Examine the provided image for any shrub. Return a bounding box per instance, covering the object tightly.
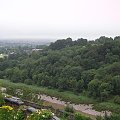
[64,104,74,113]
[113,95,120,104]
[75,113,92,120]
[108,114,120,120]
[96,114,120,120]
[0,93,5,106]
[27,109,53,120]
[96,116,104,120]
[16,110,26,120]
[0,106,15,120]
[63,111,70,119]
[0,105,53,120]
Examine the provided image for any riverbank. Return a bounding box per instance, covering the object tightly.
[40,94,111,117]
[0,79,119,116]
[0,79,95,104]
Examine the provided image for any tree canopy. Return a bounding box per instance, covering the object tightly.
[0,36,120,101]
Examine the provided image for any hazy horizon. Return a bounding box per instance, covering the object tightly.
[0,35,118,42]
[0,0,120,40]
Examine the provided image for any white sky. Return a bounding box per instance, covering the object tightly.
[0,0,120,40]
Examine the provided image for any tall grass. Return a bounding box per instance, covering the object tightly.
[1,79,120,114]
[93,102,120,114]
[0,79,94,104]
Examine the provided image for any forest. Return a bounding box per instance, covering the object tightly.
[0,36,120,103]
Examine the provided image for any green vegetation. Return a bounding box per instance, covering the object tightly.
[0,92,5,106]
[0,79,120,115]
[75,113,92,120]
[27,110,53,120]
[0,79,94,104]
[0,105,53,120]
[93,102,120,114]
[0,88,91,120]
[96,114,120,120]
[64,104,74,113]
[0,36,120,119]
[61,112,92,120]
[113,95,120,104]
[0,37,120,100]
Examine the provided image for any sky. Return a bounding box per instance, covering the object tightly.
[0,0,120,40]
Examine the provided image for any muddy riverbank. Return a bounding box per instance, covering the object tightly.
[40,94,111,117]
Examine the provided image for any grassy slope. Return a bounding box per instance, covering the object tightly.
[0,79,94,104]
[0,79,120,114]
[93,102,120,114]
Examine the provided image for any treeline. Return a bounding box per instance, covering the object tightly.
[0,36,120,102]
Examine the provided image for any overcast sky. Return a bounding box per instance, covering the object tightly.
[0,0,120,40]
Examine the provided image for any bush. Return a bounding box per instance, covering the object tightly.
[113,95,120,104]
[0,93,5,106]
[0,106,15,120]
[75,113,92,120]
[108,114,120,120]
[64,104,74,113]
[63,111,70,119]
[27,109,53,120]
[96,114,120,120]
[0,105,53,120]
[96,116,104,120]
[16,110,26,120]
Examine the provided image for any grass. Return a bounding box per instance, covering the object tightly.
[0,79,120,115]
[0,79,94,104]
[93,102,120,114]
[0,79,97,119]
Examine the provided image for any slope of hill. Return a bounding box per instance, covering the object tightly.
[0,36,120,103]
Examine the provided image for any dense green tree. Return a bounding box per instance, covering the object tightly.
[76,79,84,92]
[99,83,113,101]
[81,69,96,89]
[111,76,120,95]
[0,36,120,100]
[88,79,101,98]
[95,36,113,44]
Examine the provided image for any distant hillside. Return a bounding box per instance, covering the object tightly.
[0,36,120,102]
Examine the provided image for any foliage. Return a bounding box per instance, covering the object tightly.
[0,36,120,101]
[107,114,120,120]
[113,95,120,104]
[75,113,92,120]
[88,79,101,98]
[0,105,15,120]
[27,110,53,120]
[16,110,26,120]
[0,79,95,104]
[96,114,120,120]
[64,104,74,113]
[0,92,5,106]
[0,105,53,120]
[93,102,120,114]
